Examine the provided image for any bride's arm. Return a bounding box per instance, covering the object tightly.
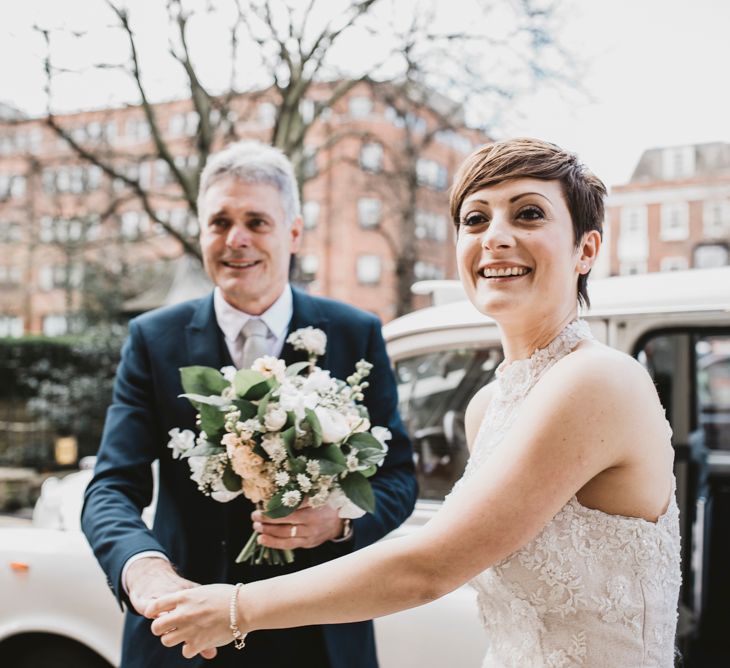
[146,350,666,656]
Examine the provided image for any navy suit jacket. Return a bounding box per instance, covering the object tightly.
[81,289,417,668]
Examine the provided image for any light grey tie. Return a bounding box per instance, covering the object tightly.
[240,318,270,369]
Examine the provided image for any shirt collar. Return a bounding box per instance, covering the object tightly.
[213,285,293,343]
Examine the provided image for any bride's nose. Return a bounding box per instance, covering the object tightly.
[480,216,515,251]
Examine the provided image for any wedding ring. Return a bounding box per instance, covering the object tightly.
[290,524,298,538]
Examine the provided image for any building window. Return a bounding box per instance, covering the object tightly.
[0,265,22,285]
[0,173,26,199]
[416,159,447,190]
[42,314,68,337]
[121,211,148,240]
[299,254,319,281]
[360,142,383,173]
[0,315,23,338]
[258,102,276,127]
[126,117,150,141]
[348,96,372,119]
[661,146,695,180]
[357,198,382,228]
[356,254,382,285]
[660,202,689,241]
[694,244,729,269]
[619,260,647,275]
[415,210,448,241]
[435,129,472,153]
[703,200,730,238]
[0,221,21,242]
[660,256,689,272]
[414,261,445,280]
[618,206,648,261]
[302,201,320,230]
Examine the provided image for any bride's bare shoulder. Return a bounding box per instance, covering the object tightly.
[465,382,497,452]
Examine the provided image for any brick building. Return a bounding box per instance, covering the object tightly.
[0,83,487,335]
[607,142,730,276]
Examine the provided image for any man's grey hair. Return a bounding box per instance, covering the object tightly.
[197,140,301,225]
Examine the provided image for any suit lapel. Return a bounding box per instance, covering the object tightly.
[282,288,331,368]
[185,292,233,368]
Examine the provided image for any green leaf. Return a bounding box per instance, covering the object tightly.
[281,426,296,453]
[180,366,228,396]
[354,446,387,468]
[230,399,257,421]
[360,464,377,478]
[257,392,271,422]
[304,408,323,447]
[315,459,347,476]
[180,441,224,458]
[264,491,297,519]
[178,393,230,407]
[198,403,226,438]
[286,361,310,377]
[340,472,376,514]
[233,369,271,399]
[320,444,347,466]
[347,432,382,449]
[222,465,242,492]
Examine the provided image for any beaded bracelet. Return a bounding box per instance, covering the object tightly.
[229,582,247,650]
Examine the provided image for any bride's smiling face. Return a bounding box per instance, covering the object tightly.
[456,178,588,322]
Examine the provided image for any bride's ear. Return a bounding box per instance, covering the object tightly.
[577,230,601,274]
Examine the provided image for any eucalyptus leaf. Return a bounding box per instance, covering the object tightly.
[234,369,269,398]
[180,441,224,458]
[230,399,258,421]
[304,408,323,447]
[264,491,297,519]
[319,444,347,466]
[340,472,375,513]
[285,361,310,377]
[257,393,271,422]
[222,465,242,492]
[198,403,226,438]
[180,366,228,396]
[347,432,382,449]
[178,393,231,407]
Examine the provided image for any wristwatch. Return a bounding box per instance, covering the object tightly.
[331,518,353,543]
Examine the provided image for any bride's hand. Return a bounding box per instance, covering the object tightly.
[145,584,236,659]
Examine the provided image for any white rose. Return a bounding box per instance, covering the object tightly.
[288,327,327,356]
[302,369,336,394]
[314,407,351,444]
[264,406,288,432]
[252,356,287,382]
[167,428,196,459]
[220,365,237,383]
[328,487,366,519]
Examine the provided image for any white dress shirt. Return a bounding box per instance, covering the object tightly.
[121,286,295,594]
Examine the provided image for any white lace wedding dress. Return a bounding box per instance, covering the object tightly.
[455,320,682,667]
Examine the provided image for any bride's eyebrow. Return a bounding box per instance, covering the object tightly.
[510,192,552,204]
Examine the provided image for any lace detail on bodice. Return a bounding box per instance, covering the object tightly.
[454,320,682,667]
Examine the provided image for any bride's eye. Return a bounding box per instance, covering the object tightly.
[516,206,544,221]
[461,212,489,228]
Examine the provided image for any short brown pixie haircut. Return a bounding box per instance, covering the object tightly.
[449,138,606,307]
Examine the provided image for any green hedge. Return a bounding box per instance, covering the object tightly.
[0,326,126,467]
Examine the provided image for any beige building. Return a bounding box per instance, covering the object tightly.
[606,142,730,276]
[0,85,488,335]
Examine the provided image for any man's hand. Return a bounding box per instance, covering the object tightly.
[127,557,218,660]
[252,503,345,550]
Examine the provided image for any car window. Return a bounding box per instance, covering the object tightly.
[637,330,730,450]
[395,347,503,501]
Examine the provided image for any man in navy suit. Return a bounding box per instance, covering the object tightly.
[81,141,418,668]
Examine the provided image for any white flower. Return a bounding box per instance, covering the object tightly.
[327,487,366,519]
[296,473,312,493]
[188,454,242,502]
[314,406,351,444]
[278,382,318,420]
[287,327,327,356]
[261,433,287,464]
[347,414,370,433]
[282,490,302,507]
[309,487,330,507]
[305,459,321,479]
[302,369,336,394]
[252,356,287,382]
[264,405,288,432]
[167,428,196,459]
[346,453,360,472]
[220,365,237,383]
[275,471,290,487]
[238,418,262,440]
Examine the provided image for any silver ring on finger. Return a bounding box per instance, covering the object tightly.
[290,524,298,538]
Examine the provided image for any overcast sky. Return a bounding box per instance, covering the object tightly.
[1,0,728,189]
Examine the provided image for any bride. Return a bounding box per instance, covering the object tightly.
[145,138,681,667]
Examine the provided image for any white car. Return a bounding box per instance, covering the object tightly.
[2,266,730,667]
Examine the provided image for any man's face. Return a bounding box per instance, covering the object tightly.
[199,177,303,314]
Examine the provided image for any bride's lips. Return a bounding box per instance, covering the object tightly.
[477,263,532,281]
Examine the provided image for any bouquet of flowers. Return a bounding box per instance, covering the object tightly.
[167,327,391,565]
